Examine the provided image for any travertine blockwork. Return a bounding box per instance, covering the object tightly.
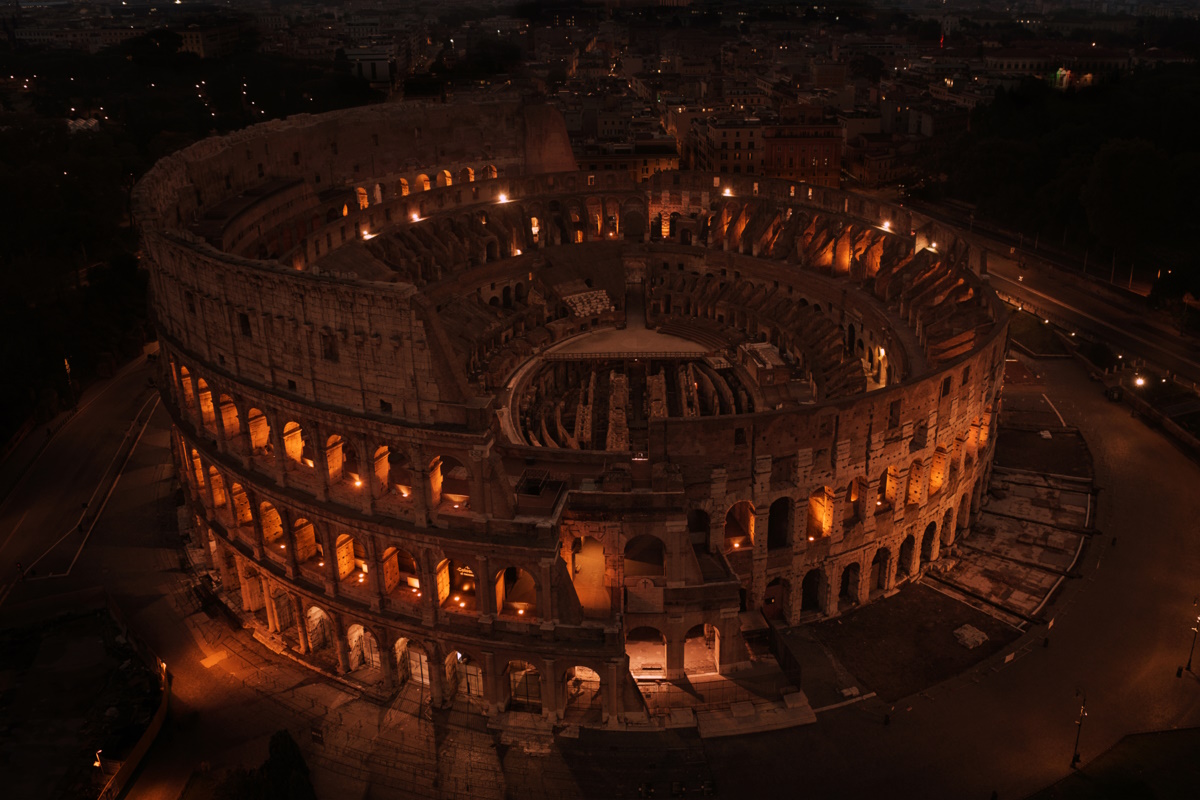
[137,101,1006,726]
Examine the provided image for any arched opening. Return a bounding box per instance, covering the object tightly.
[502,285,513,308]
[920,521,937,565]
[843,477,865,525]
[207,467,228,510]
[569,537,609,618]
[767,498,791,550]
[381,546,420,601]
[929,448,950,496]
[229,482,252,530]
[898,535,915,578]
[870,548,891,596]
[877,466,898,513]
[436,558,477,612]
[397,178,410,196]
[444,650,484,702]
[621,208,646,241]
[293,518,323,572]
[906,459,924,505]
[260,502,285,559]
[724,500,754,551]
[177,366,196,412]
[483,165,497,180]
[684,623,717,674]
[459,167,475,183]
[416,174,431,192]
[435,169,452,188]
[355,186,369,210]
[800,569,823,613]
[246,408,271,455]
[687,509,710,545]
[376,447,414,505]
[188,449,205,491]
[196,379,216,433]
[346,624,381,671]
[506,660,542,713]
[306,606,333,652]
[281,421,313,467]
[494,566,538,618]
[562,665,602,722]
[625,626,667,677]
[806,487,831,541]
[763,577,791,621]
[335,533,368,584]
[623,535,665,578]
[394,637,429,687]
[839,562,861,608]
[218,394,240,440]
[430,454,470,511]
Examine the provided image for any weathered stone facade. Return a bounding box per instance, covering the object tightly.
[136,101,1006,728]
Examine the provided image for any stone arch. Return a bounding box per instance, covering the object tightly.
[494,565,538,618]
[335,532,367,581]
[346,623,381,671]
[293,517,323,568]
[870,548,891,596]
[569,536,609,618]
[397,178,409,196]
[898,534,915,578]
[806,486,832,540]
[436,557,478,612]
[929,447,950,496]
[767,497,791,550]
[724,500,755,550]
[877,466,899,512]
[459,167,475,183]
[393,637,430,686]
[763,576,791,621]
[376,446,414,501]
[505,660,542,713]
[838,562,861,608]
[920,521,937,565]
[246,407,271,454]
[260,501,284,552]
[561,664,603,722]
[801,568,823,613]
[436,169,452,188]
[196,378,216,432]
[381,545,421,600]
[483,164,498,180]
[444,649,485,703]
[355,186,369,210]
[623,534,665,578]
[906,459,924,505]
[684,623,717,673]
[416,174,431,192]
[207,466,228,510]
[621,206,646,242]
[843,477,866,524]
[305,605,334,652]
[218,394,240,440]
[228,481,252,528]
[177,365,196,412]
[281,420,312,466]
[625,626,666,676]
[429,454,471,510]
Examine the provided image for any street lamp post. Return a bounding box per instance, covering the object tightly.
[1070,692,1087,768]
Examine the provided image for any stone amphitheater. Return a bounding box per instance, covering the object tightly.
[134,99,1007,728]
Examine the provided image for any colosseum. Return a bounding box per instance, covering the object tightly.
[134,99,1006,728]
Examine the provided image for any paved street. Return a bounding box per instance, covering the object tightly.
[2,352,1199,799]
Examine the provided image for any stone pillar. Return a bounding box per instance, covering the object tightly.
[366,536,383,611]
[476,555,494,617]
[380,634,398,690]
[856,558,873,604]
[358,435,375,516]
[279,507,299,579]
[483,651,500,714]
[542,657,558,721]
[262,577,277,631]
[331,612,351,674]
[538,558,555,623]
[665,632,685,680]
[215,542,237,591]
[665,519,687,585]
[235,557,253,612]
[320,527,338,596]
[750,508,769,608]
[310,421,330,502]
[426,642,446,708]
[293,595,310,655]
[269,415,288,489]
[604,662,621,724]
[248,490,266,560]
[421,550,439,625]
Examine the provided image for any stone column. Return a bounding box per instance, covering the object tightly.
[357,434,375,516]
[542,657,558,721]
[331,612,351,674]
[248,489,266,560]
[476,555,494,617]
[269,415,288,489]
[380,633,398,691]
[320,527,339,597]
[261,576,277,631]
[293,595,310,654]
[750,508,769,608]
[604,662,621,724]
[310,421,330,502]
[538,558,555,624]
[366,536,384,611]
[483,651,500,715]
[665,632,685,680]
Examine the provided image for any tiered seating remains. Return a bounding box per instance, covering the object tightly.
[562,290,615,318]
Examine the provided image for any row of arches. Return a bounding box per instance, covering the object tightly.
[210,542,613,722]
[170,359,481,524]
[183,438,544,622]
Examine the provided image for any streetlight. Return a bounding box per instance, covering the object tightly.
[1070,691,1087,768]
[1178,615,1200,677]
